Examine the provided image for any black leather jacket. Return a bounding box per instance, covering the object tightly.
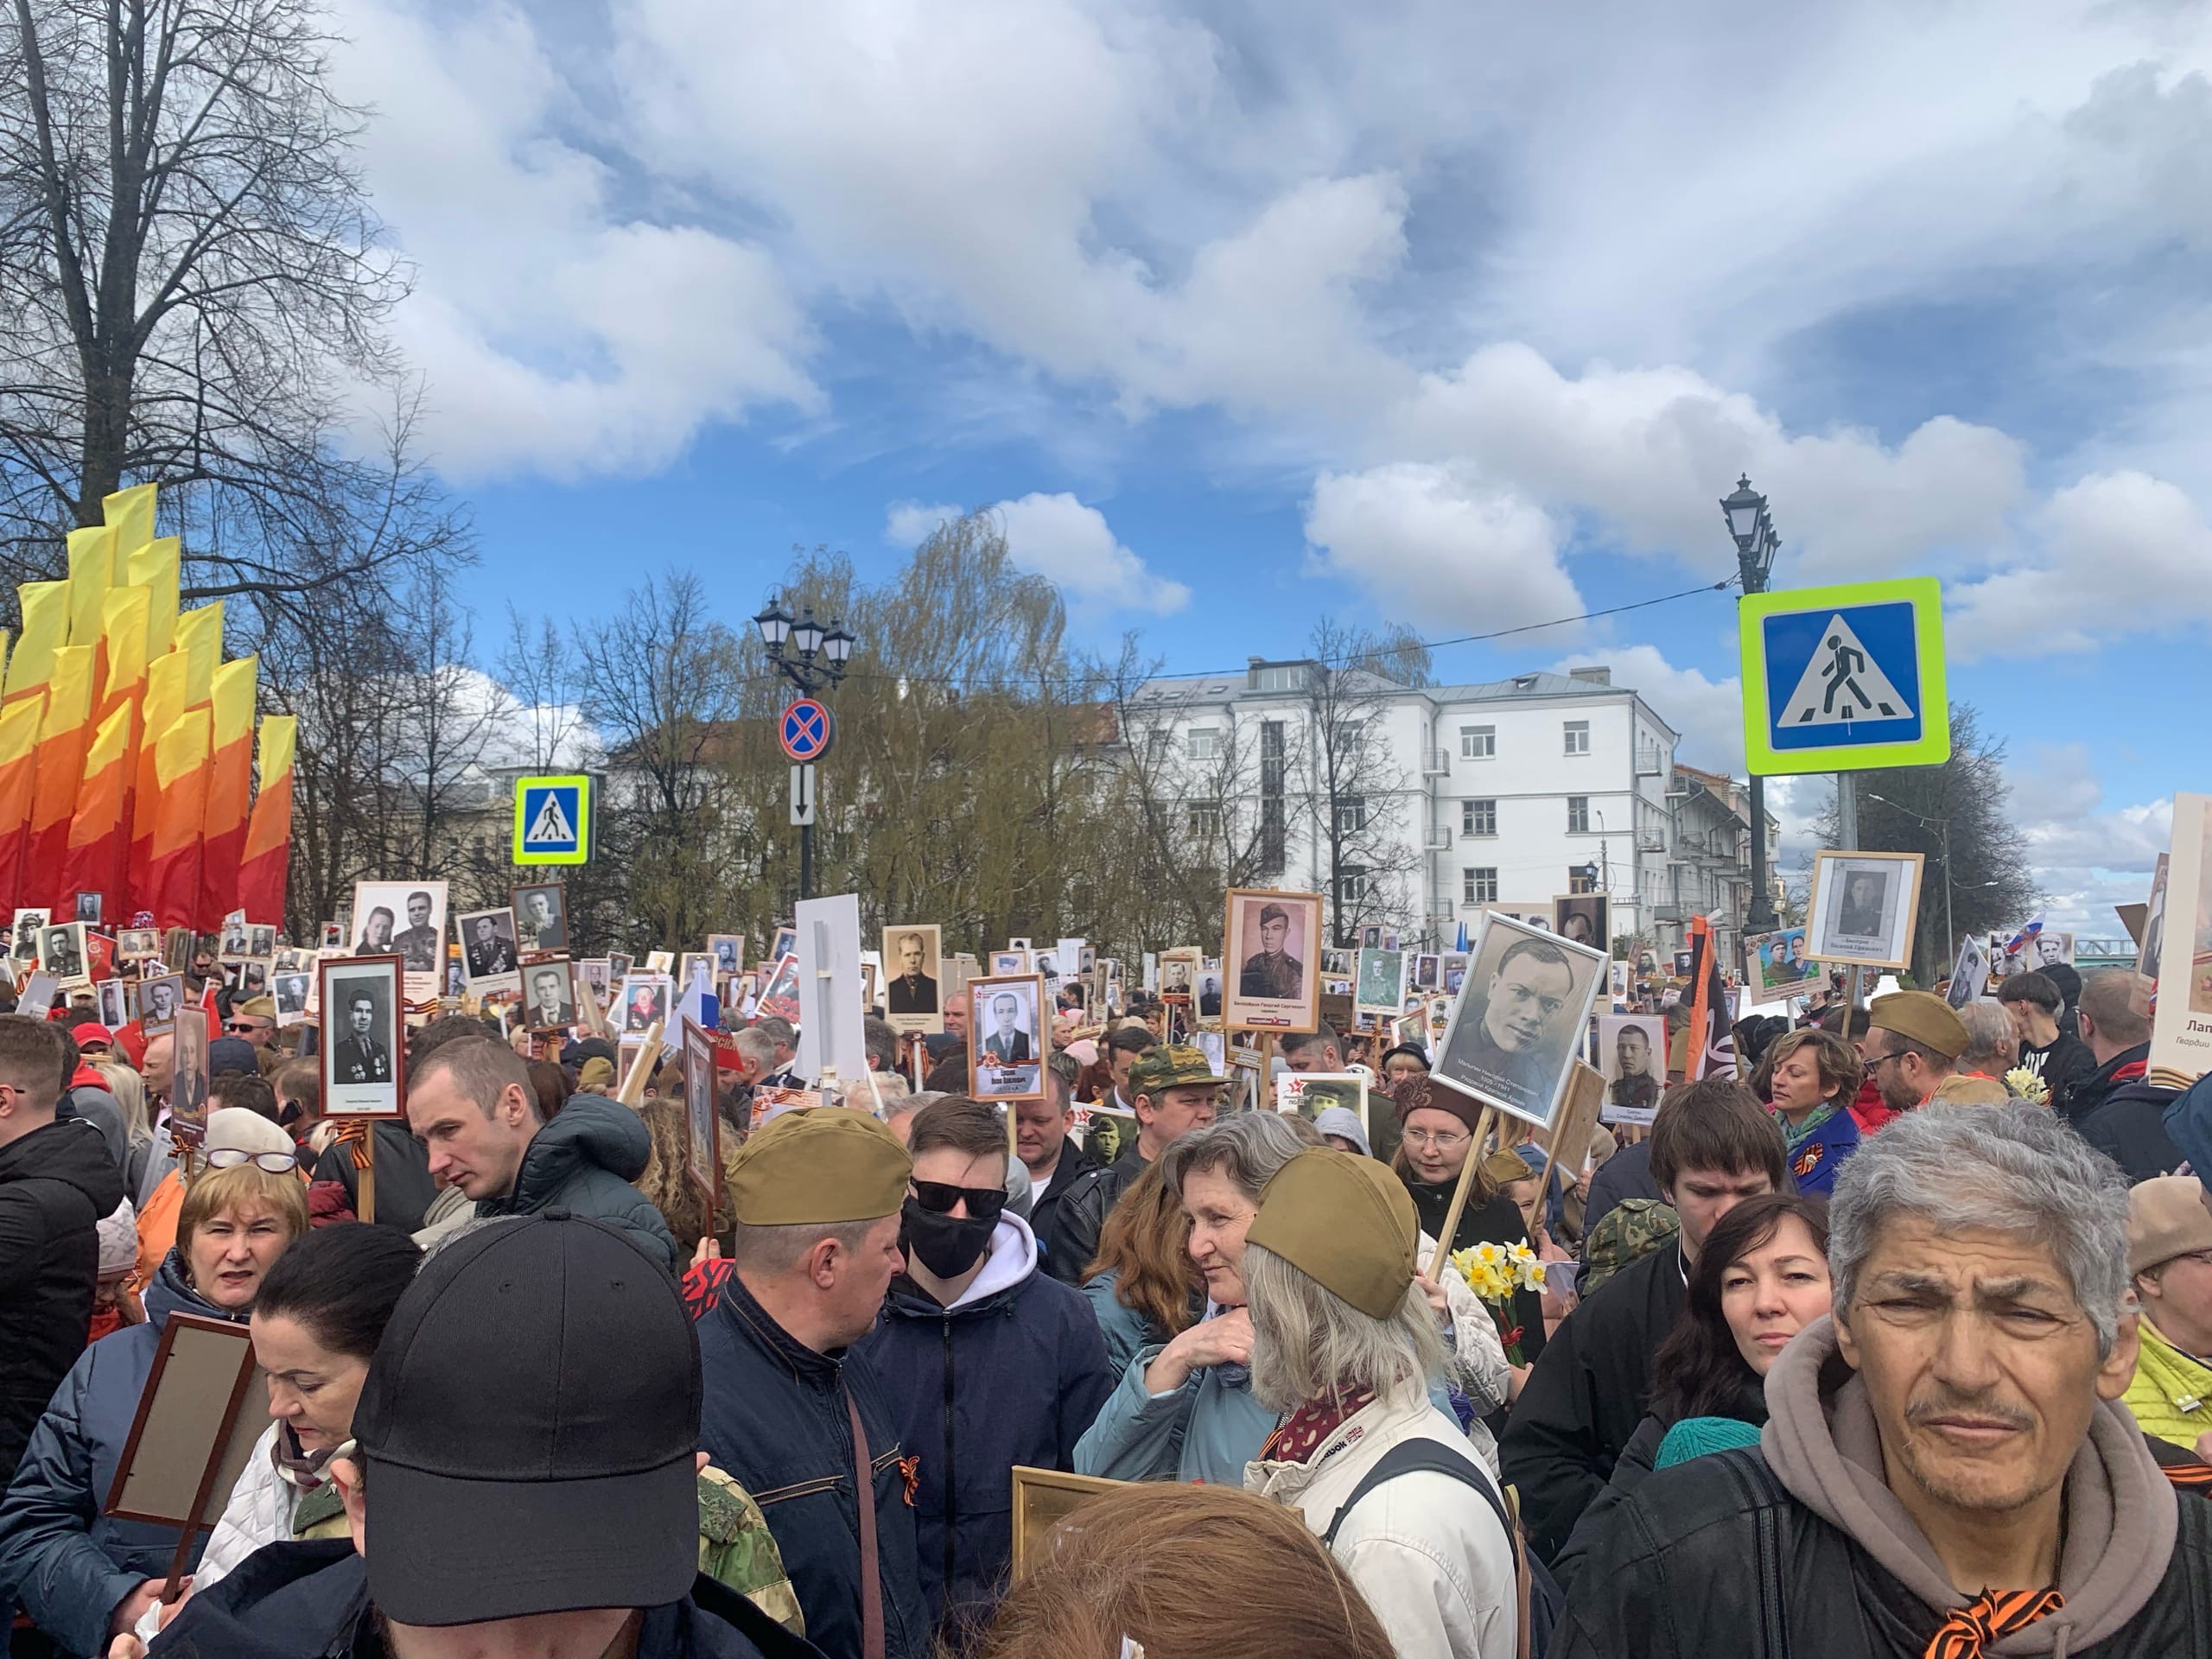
[1039,1145,1145,1287]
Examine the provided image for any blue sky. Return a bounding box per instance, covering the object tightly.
[330,0,2212,933]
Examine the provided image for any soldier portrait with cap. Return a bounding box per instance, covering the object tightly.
[1224,888,1322,1032]
[695,1108,935,1658]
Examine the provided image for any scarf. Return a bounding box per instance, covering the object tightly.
[1776,1099,1840,1154]
[1924,1589,2064,1659]
[1259,1387,1376,1463]
[271,1421,338,1493]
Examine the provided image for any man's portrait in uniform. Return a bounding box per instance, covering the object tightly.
[622,974,671,1034]
[1554,894,1610,953]
[139,975,183,1033]
[320,958,404,1117]
[1437,914,1602,1131]
[10,909,45,962]
[1222,890,1321,1033]
[351,880,449,988]
[709,934,743,976]
[221,921,251,957]
[969,976,1045,1100]
[392,890,439,971]
[1835,872,1889,943]
[273,971,311,1023]
[40,924,84,982]
[1599,1014,1666,1124]
[459,907,522,990]
[513,884,568,951]
[882,925,942,1033]
[1808,852,1922,969]
[75,893,101,925]
[527,963,576,1031]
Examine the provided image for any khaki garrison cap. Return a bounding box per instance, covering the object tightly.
[1868,991,1967,1061]
[727,1108,912,1226]
[1244,1147,1417,1319]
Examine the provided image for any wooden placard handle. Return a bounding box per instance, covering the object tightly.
[618,1021,663,1106]
[1426,1104,1496,1281]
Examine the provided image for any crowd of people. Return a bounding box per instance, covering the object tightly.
[1,931,2209,1659]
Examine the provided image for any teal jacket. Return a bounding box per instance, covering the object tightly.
[1079,1271,1171,1379]
[1074,1338,1279,1485]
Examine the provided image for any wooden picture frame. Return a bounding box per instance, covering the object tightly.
[969,973,1046,1102]
[1009,1465,1126,1581]
[321,955,406,1117]
[881,923,945,1036]
[1434,912,1607,1133]
[105,1313,270,1535]
[682,1017,720,1211]
[1804,850,1926,970]
[1220,889,1323,1034]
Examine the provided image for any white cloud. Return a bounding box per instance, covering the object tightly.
[988,494,1188,613]
[2004,744,2172,937]
[884,502,963,548]
[1302,463,1579,636]
[1547,645,1744,775]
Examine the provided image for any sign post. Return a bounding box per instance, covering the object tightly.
[778,699,835,901]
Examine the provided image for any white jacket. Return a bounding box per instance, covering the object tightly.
[1246,1388,1516,1659]
[133,1422,292,1642]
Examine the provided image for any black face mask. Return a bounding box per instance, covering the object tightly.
[900,1196,995,1281]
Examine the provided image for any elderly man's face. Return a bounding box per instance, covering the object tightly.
[1834,1217,2136,1528]
[1483,954,1573,1052]
[349,997,374,1035]
[1259,916,1288,954]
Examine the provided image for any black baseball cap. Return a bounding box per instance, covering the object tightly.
[351,1213,702,1624]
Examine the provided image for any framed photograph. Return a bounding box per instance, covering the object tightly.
[2150,791,2212,1077]
[10,908,48,962]
[321,957,404,1116]
[247,925,276,959]
[881,925,944,1034]
[577,958,612,1006]
[137,974,185,1033]
[523,958,578,1032]
[1435,912,1608,1132]
[113,927,160,962]
[644,950,674,974]
[708,933,745,977]
[753,953,801,1025]
[37,920,89,985]
[678,951,714,994]
[456,907,523,995]
[1354,948,1406,1017]
[101,1311,270,1532]
[990,949,1029,976]
[350,880,448,1001]
[512,883,568,952]
[1743,926,1821,1006]
[222,959,270,997]
[272,969,312,1028]
[171,1008,212,1146]
[607,950,633,982]
[2013,931,2075,973]
[1157,948,1198,998]
[969,973,1046,1101]
[1595,1014,1666,1126]
[2139,853,2171,983]
[1220,889,1322,1033]
[682,1017,720,1208]
[1410,953,1440,993]
[1945,934,1993,1009]
[620,973,674,1035]
[1274,1071,1369,1141]
[1009,1465,1126,1583]
[1195,961,1224,1020]
[74,892,102,925]
[1554,894,1610,953]
[94,978,127,1029]
[1805,851,1925,970]
[319,921,345,950]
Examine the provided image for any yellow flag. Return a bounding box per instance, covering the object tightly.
[67,525,116,648]
[4,582,69,702]
[175,602,225,709]
[99,588,152,707]
[128,536,181,658]
[101,483,158,578]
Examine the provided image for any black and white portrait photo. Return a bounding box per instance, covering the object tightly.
[10,909,45,962]
[969,975,1045,1100]
[320,957,404,1116]
[1596,1014,1666,1127]
[1946,934,1992,1009]
[1355,948,1406,1016]
[991,949,1029,976]
[352,880,449,992]
[458,906,523,995]
[137,974,184,1034]
[1435,912,1606,1132]
[170,1008,211,1142]
[2022,931,2075,971]
[115,927,160,961]
[621,974,673,1035]
[95,979,128,1031]
[524,960,578,1031]
[512,883,569,952]
[74,892,102,925]
[38,922,86,983]
[882,925,943,1035]
[709,933,744,976]
[1554,895,1611,953]
[578,958,612,1006]
[273,970,312,1026]
[1806,852,1924,970]
[221,920,251,957]
[248,924,277,959]
[1222,888,1323,1033]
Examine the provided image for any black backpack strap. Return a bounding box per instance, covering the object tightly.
[1320,1440,1507,1548]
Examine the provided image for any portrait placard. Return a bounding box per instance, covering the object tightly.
[1157,948,1198,998]
[1804,851,1924,970]
[1743,925,1822,1006]
[170,1008,212,1146]
[1009,1466,1126,1582]
[990,949,1029,976]
[10,907,48,961]
[2139,852,2171,984]
[881,924,944,1035]
[1354,948,1406,1017]
[1554,895,1610,954]
[707,934,745,978]
[456,906,523,995]
[137,973,185,1034]
[2011,931,2075,974]
[645,950,675,974]
[1945,933,1992,1009]
[1274,1071,1369,1141]
[115,927,160,961]
[321,957,404,1117]
[104,1313,270,1535]
[620,973,675,1036]
[1220,891,1321,1033]
[1594,1014,1666,1126]
[522,958,578,1032]
[95,978,128,1030]
[969,974,1046,1101]
[1434,912,1607,1132]
[272,969,312,1028]
[2150,791,2212,1077]
[1194,960,1224,1022]
[36,919,90,985]
[350,880,448,1001]
[753,953,800,1025]
[511,883,569,952]
[578,958,613,1007]
[682,1017,720,1211]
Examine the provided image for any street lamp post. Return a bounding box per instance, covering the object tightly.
[1720,475,1782,933]
[753,594,855,902]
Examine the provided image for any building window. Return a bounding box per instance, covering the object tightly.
[1186,726,1219,760]
[1563,720,1590,756]
[1336,866,1370,908]
[1461,798,1497,837]
[1459,724,1496,760]
[1568,865,1599,895]
[1186,801,1222,842]
[1251,664,1306,692]
[1567,795,1590,834]
[1258,721,1286,874]
[1145,728,1169,763]
[1333,796,1368,836]
[1463,867,1498,904]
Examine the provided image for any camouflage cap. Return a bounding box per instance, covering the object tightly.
[1128,1044,1220,1098]
[1580,1198,1681,1298]
[727,1107,912,1226]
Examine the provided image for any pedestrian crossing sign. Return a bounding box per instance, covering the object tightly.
[1739,577,1948,777]
[512,774,593,865]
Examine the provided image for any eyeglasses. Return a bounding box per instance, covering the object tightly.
[1865,1049,1910,1071]
[1403,1128,1471,1151]
[910,1179,1007,1222]
[204,1147,298,1173]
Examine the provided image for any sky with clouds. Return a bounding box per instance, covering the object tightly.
[327,0,2212,935]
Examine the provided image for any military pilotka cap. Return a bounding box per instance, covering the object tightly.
[1128,1044,1220,1097]
[1245,1147,1418,1319]
[727,1106,912,1224]
[1868,991,1967,1061]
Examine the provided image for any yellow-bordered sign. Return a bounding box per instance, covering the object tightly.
[512,774,592,865]
[1739,577,1948,776]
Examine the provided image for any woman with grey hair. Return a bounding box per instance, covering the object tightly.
[1243,1148,1517,1659]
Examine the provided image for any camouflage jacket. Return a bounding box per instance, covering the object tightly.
[698,1464,805,1634]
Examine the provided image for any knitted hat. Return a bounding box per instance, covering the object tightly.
[96,1199,137,1277]
[1245,1147,1416,1319]
[1654,1415,1764,1470]
[577,1057,615,1091]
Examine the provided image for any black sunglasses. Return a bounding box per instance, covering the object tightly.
[911,1179,1006,1221]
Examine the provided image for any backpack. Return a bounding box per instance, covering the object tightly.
[1320,1440,1564,1659]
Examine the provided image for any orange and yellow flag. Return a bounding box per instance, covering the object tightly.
[25,645,94,911]
[4,582,69,708]
[0,697,45,907]
[197,655,257,929]
[143,709,211,931]
[125,652,189,917]
[236,715,296,931]
[127,537,181,659]
[59,702,134,918]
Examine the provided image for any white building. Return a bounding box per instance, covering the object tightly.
[1126,658,1775,962]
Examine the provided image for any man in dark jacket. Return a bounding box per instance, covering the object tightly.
[699,1109,931,1659]
[1503,1078,1785,1564]
[148,1213,817,1659]
[405,1035,676,1268]
[1046,1045,1220,1287]
[855,1096,1112,1634]
[1017,1053,1096,1275]
[0,1015,123,1486]
[2069,969,2184,1182]
[1550,1103,2212,1659]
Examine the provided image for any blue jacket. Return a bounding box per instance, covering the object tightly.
[476,1093,678,1269]
[1073,1325,1279,1485]
[1780,1106,1859,1198]
[1078,1268,1168,1378]
[2167,1071,2212,1174]
[0,1253,244,1655]
[696,1268,931,1659]
[853,1214,1112,1630]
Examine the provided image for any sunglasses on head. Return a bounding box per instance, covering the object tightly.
[910,1179,1006,1221]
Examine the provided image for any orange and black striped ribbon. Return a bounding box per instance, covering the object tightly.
[2163,1459,2212,1495]
[1923,1588,2064,1659]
